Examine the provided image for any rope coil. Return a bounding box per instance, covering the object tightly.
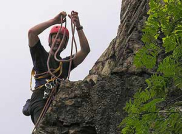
[47,11,78,80]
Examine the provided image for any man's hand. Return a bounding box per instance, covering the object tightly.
[68,11,81,28]
[53,11,67,24]
[68,11,90,67]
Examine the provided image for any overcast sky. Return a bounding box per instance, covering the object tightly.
[0,0,121,133]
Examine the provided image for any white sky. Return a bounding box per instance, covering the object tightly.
[0,0,121,133]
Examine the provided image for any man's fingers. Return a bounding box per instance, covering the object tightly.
[68,12,79,22]
[60,12,67,18]
[72,14,78,18]
[61,11,67,15]
[57,11,78,19]
[72,11,78,14]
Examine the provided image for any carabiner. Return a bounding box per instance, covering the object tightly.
[45,83,53,89]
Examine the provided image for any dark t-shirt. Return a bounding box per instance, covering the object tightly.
[29,40,76,123]
[30,40,75,88]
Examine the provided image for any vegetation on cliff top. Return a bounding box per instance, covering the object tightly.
[120,0,182,133]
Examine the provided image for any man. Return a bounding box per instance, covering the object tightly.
[27,11,90,124]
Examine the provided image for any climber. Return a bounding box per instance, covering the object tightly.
[24,11,90,124]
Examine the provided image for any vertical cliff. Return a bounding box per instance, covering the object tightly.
[34,0,150,134]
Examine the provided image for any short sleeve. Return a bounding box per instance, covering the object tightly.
[61,55,76,79]
[29,40,48,73]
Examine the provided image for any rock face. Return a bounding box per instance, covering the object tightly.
[34,0,150,134]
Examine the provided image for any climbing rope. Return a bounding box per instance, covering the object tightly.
[48,11,78,81]
[30,62,62,92]
[54,12,78,62]
[32,81,59,133]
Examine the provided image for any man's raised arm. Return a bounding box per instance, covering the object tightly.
[28,11,67,47]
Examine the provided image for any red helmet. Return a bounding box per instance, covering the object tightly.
[48,25,69,44]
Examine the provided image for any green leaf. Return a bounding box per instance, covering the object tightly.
[162,35,177,53]
[157,56,176,77]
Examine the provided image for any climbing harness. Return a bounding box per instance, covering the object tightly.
[30,61,63,92]
[31,11,78,133]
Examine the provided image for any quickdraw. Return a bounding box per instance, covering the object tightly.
[31,11,78,133]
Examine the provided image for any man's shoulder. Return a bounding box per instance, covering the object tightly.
[30,40,41,49]
[30,40,47,54]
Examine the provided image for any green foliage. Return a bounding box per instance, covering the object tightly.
[146,75,167,96]
[120,0,182,134]
[157,56,176,77]
[162,35,177,52]
[134,43,160,68]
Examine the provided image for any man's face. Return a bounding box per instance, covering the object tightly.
[49,33,67,53]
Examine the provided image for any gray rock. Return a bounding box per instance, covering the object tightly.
[34,0,150,134]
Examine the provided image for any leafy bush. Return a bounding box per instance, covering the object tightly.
[120,0,182,133]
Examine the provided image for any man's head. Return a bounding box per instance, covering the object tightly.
[49,26,69,52]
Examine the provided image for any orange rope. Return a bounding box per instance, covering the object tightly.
[54,11,78,63]
[32,83,59,133]
[47,11,78,80]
